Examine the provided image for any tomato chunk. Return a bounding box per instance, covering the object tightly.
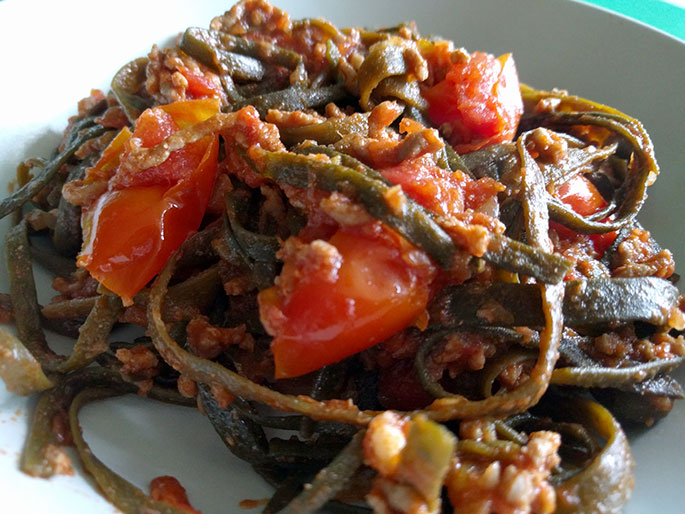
[423,52,523,153]
[150,476,200,514]
[259,225,436,379]
[77,99,220,305]
[550,174,617,255]
[555,174,607,216]
[379,156,504,217]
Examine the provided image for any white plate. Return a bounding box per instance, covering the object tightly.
[0,0,683,512]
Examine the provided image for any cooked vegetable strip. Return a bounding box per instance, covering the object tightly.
[21,367,129,477]
[484,234,572,284]
[56,294,122,373]
[357,38,426,110]
[430,277,681,328]
[5,221,60,367]
[279,113,370,146]
[0,125,106,220]
[520,84,656,170]
[111,57,150,123]
[0,329,53,396]
[69,387,193,514]
[181,28,266,81]
[182,27,305,74]
[53,156,96,256]
[234,84,349,117]
[280,430,365,514]
[551,357,685,389]
[417,135,565,422]
[555,399,634,514]
[41,296,97,320]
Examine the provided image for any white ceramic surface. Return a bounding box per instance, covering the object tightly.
[0,1,683,512]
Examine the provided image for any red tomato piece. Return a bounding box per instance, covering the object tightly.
[77,99,221,305]
[550,174,617,255]
[555,174,607,216]
[178,65,224,99]
[150,476,200,514]
[423,52,523,153]
[79,136,218,305]
[379,157,466,217]
[259,226,436,379]
[590,231,618,255]
[379,156,504,217]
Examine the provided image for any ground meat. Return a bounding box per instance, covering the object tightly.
[272,237,342,299]
[551,230,610,280]
[447,431,560,514]
[583,325,685,367]
[265,108,326,128]
[209,383,235,409]
[116,345,160,384]
[427,331,499,379]
[118,304,148,326]
[533,96,563,114]
[76,89,106,118]
[42,444,74,476]
[145,45,226,106]
[367,101,405,139]
[364,412,437,513]
[222,275,254,296]
[440,213,494,258]
[185,316,254,359]
[24,209,56,231]
[51,268,99,301]
[177,375,198,398]
[525,128,568,165]
[459,419,498,442]
[210,0,363,81]
[611,228,675,278]
[320,191,373,227]
[73,130,116,160]
[222,107,286,188]
[364,411,409,477]
[95,105,129,129]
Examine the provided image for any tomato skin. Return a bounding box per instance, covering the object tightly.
[260,226,436,379]
[77,99,221,305]
[550,174,617,255]
[423,52,523,153]
[555,174,606,216]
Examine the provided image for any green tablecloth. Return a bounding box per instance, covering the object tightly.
[587,0,685,41]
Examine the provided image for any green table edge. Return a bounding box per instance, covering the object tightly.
[584,0,685,42]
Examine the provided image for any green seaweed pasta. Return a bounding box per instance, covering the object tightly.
[1,1,684,513]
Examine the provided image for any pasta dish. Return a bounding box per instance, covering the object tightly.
[1,1,683,512]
